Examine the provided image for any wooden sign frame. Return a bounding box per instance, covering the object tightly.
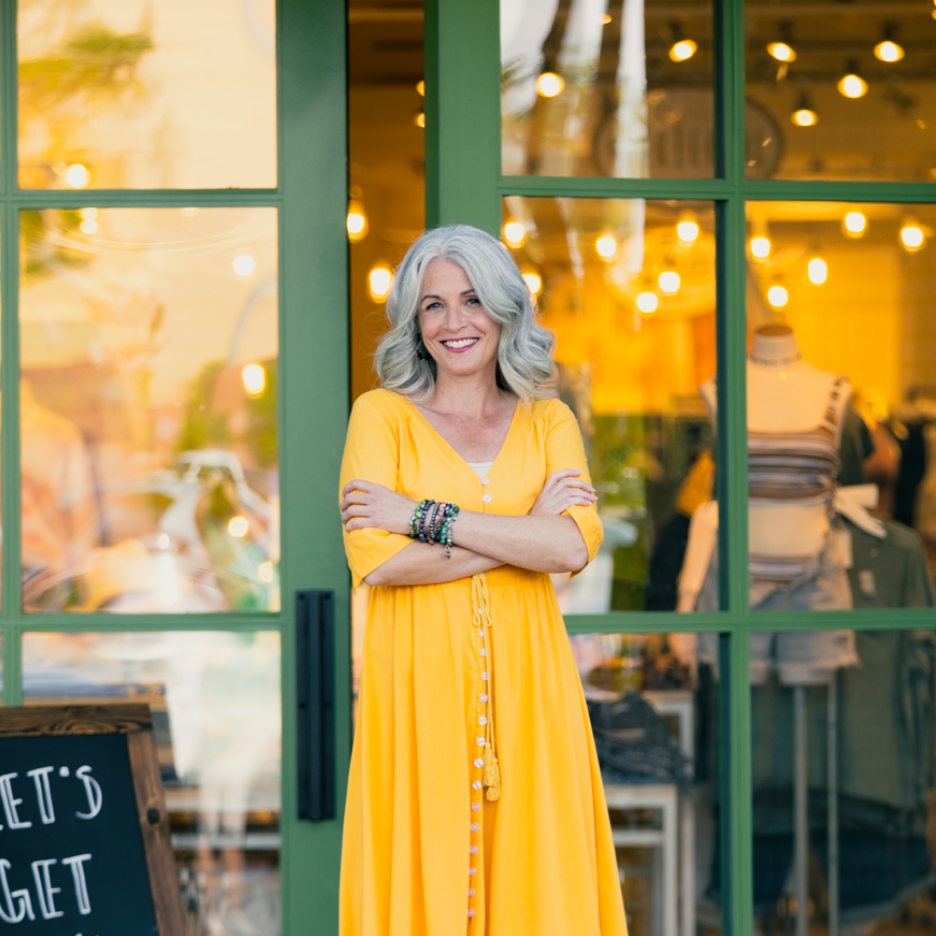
[0,704,185,936]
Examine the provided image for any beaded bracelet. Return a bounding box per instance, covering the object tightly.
[410,499,434,541]
[437,504,460,558]
[428,501,448,545]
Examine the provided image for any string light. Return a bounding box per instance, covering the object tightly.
[228,516,249,538]
[900,222,926,252]
[233,255,256,276]
[636,292,659,314]
[767,285,789,309]
[658,271,681,294]
[791,93,818,127]
[368,263,393,301]
[65,163,90,188]
[596,233,617,260]
[807,257,828,285]
[241,363,266,397]
[413,112,426,128]
[669,39,697,62]
[521,268,542,296]
[347,200,368,243]
[767,42,796,63]
[536,72,564,97]
[677,217,700,244]
[503,221,526,249]
[843,211,867,238]
[837,60,868,99]
[874,40,904,63]
[416,80,425,96]
[602,13,612,25]
[750,236,771,260]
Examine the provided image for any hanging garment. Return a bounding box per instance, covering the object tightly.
[338,390,627,936]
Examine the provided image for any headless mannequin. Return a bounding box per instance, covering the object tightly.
[700,325,851,559]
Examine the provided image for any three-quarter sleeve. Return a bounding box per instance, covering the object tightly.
[544,400,604,567]
[339,392,413,586]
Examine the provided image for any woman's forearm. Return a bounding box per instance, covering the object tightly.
[364,541,503,586]
[452,512,588,574]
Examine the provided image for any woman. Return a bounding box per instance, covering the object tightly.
[339,225,627,935]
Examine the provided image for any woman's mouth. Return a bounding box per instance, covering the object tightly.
[440,337,480,353]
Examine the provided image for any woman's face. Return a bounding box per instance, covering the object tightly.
[418,258,501,385]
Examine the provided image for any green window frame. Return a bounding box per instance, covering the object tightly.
[0,1,351,933]
[425,1,936,932]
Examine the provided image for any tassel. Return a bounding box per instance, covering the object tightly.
[482,745,501,801]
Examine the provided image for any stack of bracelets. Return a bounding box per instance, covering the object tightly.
[409,499,460,558]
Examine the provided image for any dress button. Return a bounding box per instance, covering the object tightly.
[468,908,476,918]
[477,737,485,746]
[473,780,482,790]
[480,477,490,485]
[482,494,492,503]
[481,672,488,680]
[479,715,488,725]
[472,802,481,811]
[480,648,487,657]
[469,867,477,875]
[470,845,478,854]
[468,887,476,897]
[474,758,484,768]
[471,823,479,832]
[480,694,489,702]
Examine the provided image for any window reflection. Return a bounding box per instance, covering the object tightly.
[744,630,936,935]
[20,207,280,613]
[18,0,277,189]
[22,630,282,936]
[505,197,716,611]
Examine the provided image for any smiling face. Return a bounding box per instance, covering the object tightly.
[418,257,502,386]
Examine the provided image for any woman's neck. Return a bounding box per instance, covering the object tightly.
[426,369,512,419]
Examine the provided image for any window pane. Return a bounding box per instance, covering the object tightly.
[20,207,280,613]
[505,197,717,611]
[578,630,722,936]
[22,630,281,936]
[18,0,277,189]
[501,0,715,178]
[749,629,936,933]
[745,2,936,182]
[730,202,936,613]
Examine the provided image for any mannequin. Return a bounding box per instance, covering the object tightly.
[700,324,852,561]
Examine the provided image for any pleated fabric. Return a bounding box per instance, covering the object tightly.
[339,389,628,936]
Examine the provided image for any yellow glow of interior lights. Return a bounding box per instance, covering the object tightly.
[767,285,789,309]
[636,292,659,314]
[80,218,98,235]
[807,257,828,285]
[750,235,771,259]
[368,264,394,301]
[596,234,617,260]
[843,211,867,238]
[536,72,565,98]
[414,112,426,128]
[874,40,904,63]
[258,560,275,584]
[347,201,368,243]
[767,42,796,63]
[677,219,700,244]
[658,271,681,294]
[900,223,926,252]
[416,80,425,96]
[602,13,612,24]
[241,363,266,397]
[791,105,818,127]
[228,516,249,538]
[65,163,90,188]
[233,254,256,276]
[503,221,526,249]
[668,39,697,62]
[838,72,868,99]
[521,268,543,296]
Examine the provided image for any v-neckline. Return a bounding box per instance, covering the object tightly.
[401,394,521,478]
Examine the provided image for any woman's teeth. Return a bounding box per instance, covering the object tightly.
[443,338,478,349]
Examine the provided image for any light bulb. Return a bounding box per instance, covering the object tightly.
[368,264,394,301]
[347,201,368,243]
[228,516,249,538]
[521,268,542,296]
[837,73,868,99]
[807,257,828,285]
[843,211,867,238]
[636,292,659,314]
[658,271,681,294]
[65,163,90,188]
[258,560,275,583]
[536,72,564,98]
[416,79,425,96]
[874,40,904,63]
[669,39,697,62]
[596,234,617,260]
[900,223,925,252]
[767,285,789,309]
[233,254,256,276]
[413,111,426,128]
[503,221,526,249]
[602,13,612,25]
[79,218,98,235]
[767,42,796,63]
[791,106,818,127]
[750,236,771,259]
[677,219,700,244]
[241,363,266,397]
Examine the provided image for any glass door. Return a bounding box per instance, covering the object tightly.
[1,0,349,933]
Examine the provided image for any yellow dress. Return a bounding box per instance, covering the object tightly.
[339,389,628,936]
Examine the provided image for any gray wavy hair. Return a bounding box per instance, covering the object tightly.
[374,224,556,402]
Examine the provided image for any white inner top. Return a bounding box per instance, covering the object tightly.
[467,461,494,478]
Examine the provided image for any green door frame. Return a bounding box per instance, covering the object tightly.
[0,1,350,933]
[424,1,936,934]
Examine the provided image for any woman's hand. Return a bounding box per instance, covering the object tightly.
[529,470,597,516]
[341,480,416,535]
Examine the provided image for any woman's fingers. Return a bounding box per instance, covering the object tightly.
[342,478,379,497]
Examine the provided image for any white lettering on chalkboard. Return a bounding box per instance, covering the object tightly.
[74,767,102,821]
[0,858,35,923]
[0,774,32,829]
[62,854,92,915]
[31,858,64,919]
[27,767,56,825]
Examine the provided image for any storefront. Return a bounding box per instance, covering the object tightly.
[5,0,936,934]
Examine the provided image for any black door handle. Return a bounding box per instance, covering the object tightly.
[296,589,336,821]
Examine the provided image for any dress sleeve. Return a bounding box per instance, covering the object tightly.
[339,393,413,587]
[545,400,604,567]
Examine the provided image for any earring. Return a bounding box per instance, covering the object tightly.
[416,340,430,361]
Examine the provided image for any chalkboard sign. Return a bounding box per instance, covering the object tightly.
[0,705,184,936]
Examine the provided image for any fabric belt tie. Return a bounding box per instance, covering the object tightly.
[472,573,500,801]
